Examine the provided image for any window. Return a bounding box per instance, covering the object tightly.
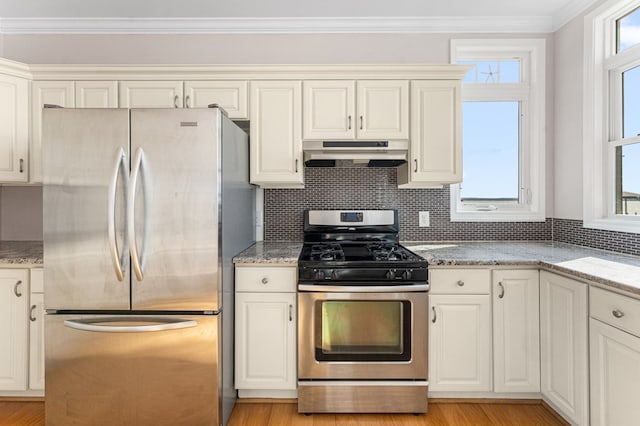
[450,39,546,222]
[584,0,640,232]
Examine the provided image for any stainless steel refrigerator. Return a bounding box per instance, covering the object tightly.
[42,107,254,426]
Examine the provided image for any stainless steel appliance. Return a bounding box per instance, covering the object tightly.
[43,107,254,426]
[297,210,429,414]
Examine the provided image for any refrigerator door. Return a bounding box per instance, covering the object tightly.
[45,313,220,426]
[43,108,131,311]
[129,109,220,311]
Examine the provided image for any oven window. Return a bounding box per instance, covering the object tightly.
[315,300,412,362]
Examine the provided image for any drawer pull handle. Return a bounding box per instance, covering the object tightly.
[456,280,465,287]
[498,282,505,299]
[432,306,437,323]
[612,309,625,319]
[261,277,268,285]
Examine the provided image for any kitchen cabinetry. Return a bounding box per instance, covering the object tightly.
[398,80,462,187]
[28,268,45,391]
[429,269,492,392]
[74,81,118,108]
[0,70,29,183]
[250,81,303,188]
[235,265,297,397]
[590,286,640,426]
[119,80,248,118]
[302,80,409,140]
[0,269,29,391]
[492,270,540,393]
[540,271,588,425]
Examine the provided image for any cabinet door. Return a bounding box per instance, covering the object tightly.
[235,292,296,390]
[31,81,75,184]
[184,81,248,119]
[493,270,540,393]
[75,81,118,108]
[429,294,492,392]
[28,292,44,391]
[540,271,588,425]
[590,318,640,426]
[356,80,409,140]
[0,73,29,182]
[250,81,303,188]
[303,80,355,140]
[118,81,183,108]
[401,80,462,186]
[0,269,29,391]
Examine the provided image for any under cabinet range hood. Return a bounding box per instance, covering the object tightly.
[303,140,409,167]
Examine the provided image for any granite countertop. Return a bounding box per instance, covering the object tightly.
[405,241,640,296]
[0,241,44,265]
[233,241,303,265]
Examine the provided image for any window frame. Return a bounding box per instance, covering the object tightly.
[450,39,546,222]
[584,0,640,233]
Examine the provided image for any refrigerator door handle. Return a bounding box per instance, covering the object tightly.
[108,147,128,282]
[63,317,197,333]
[128,147,145,282]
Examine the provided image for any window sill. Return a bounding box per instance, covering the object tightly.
[583,217,640,234]
[450,209,546,222]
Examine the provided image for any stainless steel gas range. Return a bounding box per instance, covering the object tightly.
[297,210,429,414]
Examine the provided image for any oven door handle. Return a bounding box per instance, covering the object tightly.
[297,284,429,293]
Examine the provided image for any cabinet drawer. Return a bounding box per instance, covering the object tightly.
[236,266,297,292]
[429,269,491,294]
[591,286,640,338]
[30,268,44,293]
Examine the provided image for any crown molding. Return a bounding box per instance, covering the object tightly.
[552,0,601,31]
[0,56,32,78]
[0,16,555,35]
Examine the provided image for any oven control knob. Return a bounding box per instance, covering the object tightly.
[315,269,326,280]
[386,269,396,280]
[330,270,338,280]
[402,270,413,280]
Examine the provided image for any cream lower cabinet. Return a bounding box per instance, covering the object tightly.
[235,265,297,397]
[540,271,588,425]
[429,269,492,392]
[28,268,45,391]
[250,81,303,188]
[0,69,29,183]
[590,286,640,426]
[0,269,29,391]
[398,80,462,187]
[492,270,540,393]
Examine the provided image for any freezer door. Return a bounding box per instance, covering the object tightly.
[43,108,131,310]
[129,109,221,311]
[45,314,220,426]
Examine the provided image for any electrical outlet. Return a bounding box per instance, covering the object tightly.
[419,211,430,227]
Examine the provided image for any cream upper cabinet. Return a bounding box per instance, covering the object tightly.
[540,271,588,426]
[250,80,303,188]
[492,270,540,393]
[75,81,118,108]
[184,81,248,119]
[0,72,29,183]
[399,80,462,187]
[303,80,408,140]
[0,269,29,391]
[31,81,75,183]
[118,81,184,108]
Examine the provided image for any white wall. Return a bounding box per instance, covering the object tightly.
[553,12,587,220]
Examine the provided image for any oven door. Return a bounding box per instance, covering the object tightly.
[298,290,428,380]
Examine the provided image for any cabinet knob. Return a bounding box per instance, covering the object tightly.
[612,309,625,319]
[261,277,269,285]
[456,280,465,287]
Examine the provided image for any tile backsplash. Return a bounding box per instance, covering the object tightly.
[264,168,552,242]
[553,218,640,257]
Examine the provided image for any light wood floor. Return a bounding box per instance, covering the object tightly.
[0,399,567,425]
